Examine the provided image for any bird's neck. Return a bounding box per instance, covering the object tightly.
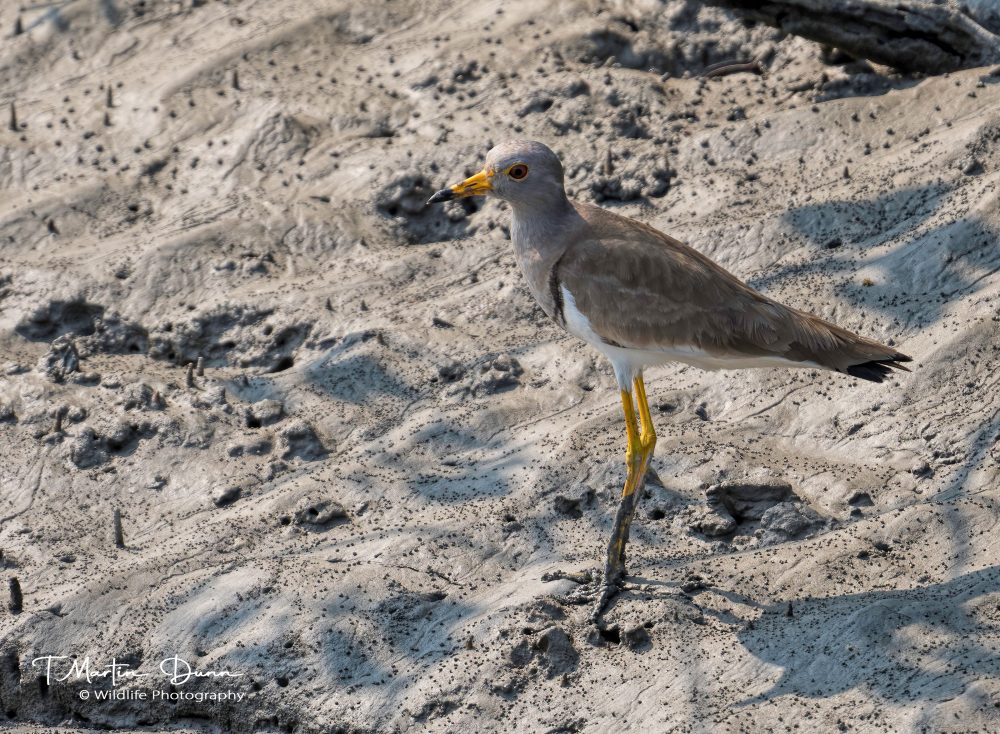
[508,192,583,322]
[509,191,579,246]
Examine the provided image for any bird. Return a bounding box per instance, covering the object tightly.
[427,140,911,620]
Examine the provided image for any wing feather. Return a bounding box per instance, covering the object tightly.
[560,203,910,376]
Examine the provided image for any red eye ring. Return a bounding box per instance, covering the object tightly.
[508,164,529,180]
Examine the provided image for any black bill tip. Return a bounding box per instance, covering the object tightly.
[427,188,455,205]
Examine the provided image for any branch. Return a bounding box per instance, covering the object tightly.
[706,0,1000,73]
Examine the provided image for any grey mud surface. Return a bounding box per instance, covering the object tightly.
[2,1,1000,732]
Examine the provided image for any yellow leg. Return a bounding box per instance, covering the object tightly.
[634,375,657,457]
[614,376,657,557]
[620,388,642,497]
[593,374,659,622]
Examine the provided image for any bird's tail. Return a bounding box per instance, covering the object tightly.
[843,355,912,382]
[786,309,912,384]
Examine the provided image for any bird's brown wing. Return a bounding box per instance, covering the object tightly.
[558,203,911,381]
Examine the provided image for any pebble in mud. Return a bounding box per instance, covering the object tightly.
[552,487,595,519]
[292,497,348,527]
[534,627,579,677]
[66,427,108,468]
[623,624,652,651]
[245,398,284,427]
[758,501,822,544]
[448,353,524,397]
[692,504,738,537]
[277,419,327,460]
[0,403,16,422]
[509,627,580,677]
[212,485,241,507]
[226,435,273,457]
[121,382,165,411]
[37,336,80,382]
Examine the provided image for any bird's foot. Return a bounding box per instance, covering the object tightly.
[543,568,599,606]
[541,568,595,587]
[589,571,624,623]
[543,566,627,623]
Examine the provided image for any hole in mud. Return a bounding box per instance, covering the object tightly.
[269,356,295,373]
[106,428,138,453]
[598,627,621,645]
[275,676,289,688]
[15,299,105,340]
[376,174,477,244]
[848,491,874,507]
[278,515,291,526]
[60,303,99,335]
[247,416,262,429]
[648,507,666,520]
[37,676,48,697]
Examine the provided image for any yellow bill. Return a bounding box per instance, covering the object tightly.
[427,169,493,204]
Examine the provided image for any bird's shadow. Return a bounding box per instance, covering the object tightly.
[21,1,122,34]
[622,559,1000,706]
[748,183,1000,331]
[710,565,1000,706]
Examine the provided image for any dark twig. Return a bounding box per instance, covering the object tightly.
[113,508,124,548]
[704,59,764,78]
[9,577,22,613]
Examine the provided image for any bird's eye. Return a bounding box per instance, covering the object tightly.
[508,164,529,180]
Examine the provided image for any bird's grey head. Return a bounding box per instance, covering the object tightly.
[426,140,567,210]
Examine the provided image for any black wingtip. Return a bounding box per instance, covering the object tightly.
[846,355,912,383]
[427,189,454,205]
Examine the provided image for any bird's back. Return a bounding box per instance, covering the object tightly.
[555,202,910,382]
